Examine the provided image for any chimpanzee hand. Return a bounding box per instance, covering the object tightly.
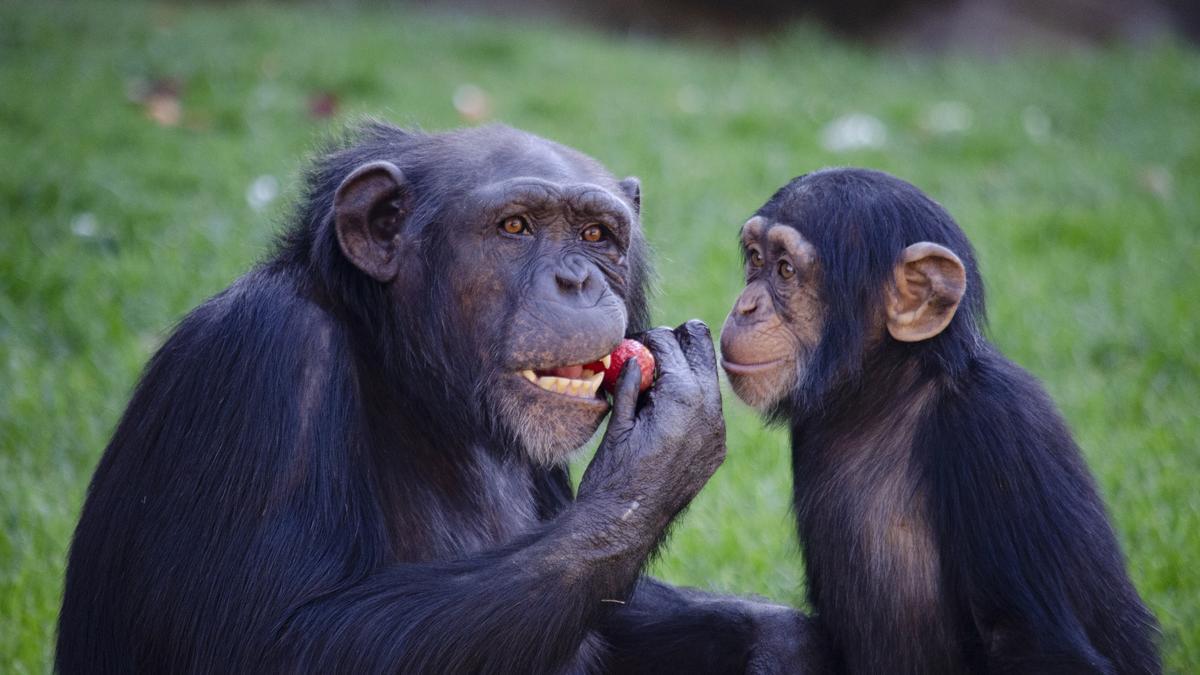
[577,320,726,542]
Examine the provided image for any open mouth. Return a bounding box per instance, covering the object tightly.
[518,354,612,400]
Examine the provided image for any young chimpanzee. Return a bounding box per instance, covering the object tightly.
[57,123,823,674]
[719,168,1159,674]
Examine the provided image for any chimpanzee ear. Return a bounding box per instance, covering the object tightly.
[886,242,966,342]
[333,160,409,283]
[619,176,641,215]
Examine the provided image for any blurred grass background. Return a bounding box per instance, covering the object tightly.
[1,1,1197,672]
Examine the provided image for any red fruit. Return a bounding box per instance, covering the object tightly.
[602,339,654,394]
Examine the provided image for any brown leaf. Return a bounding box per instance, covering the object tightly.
[308,91,338,120]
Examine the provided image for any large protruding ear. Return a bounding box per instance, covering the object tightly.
[333,160,408,283]
[886,242,966,342]
[619,176,641,215]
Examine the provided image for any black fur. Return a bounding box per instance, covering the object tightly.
[56,123,771,674]
[759,169,1159,674]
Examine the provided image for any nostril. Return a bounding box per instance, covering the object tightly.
[737,298,759,316]
[555,259,591,293]
[556,270,586,292]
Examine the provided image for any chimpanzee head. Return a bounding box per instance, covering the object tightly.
[719,168,985,419]
[288,122,649,464]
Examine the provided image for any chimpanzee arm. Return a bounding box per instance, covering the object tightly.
[264,504,651,673]
[597,577,831,674]
[929,363,1158,675]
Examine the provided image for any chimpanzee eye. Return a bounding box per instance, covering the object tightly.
[581,224,607,243]
[749,249,764,267]
[778,260,796,279]
[499,215,531,236]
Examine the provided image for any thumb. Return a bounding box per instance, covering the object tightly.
[607,356,643,433]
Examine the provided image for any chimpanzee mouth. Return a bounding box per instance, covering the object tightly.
[721,357,788,375]
[517,354,612,400]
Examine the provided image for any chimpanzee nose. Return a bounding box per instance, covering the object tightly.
[732,284,771,323]
[555,255,594,295]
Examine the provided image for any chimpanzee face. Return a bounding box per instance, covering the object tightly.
[719,216,824,412]
[457,175,639,464]
[719,175,969,415]
[330,127,644,464]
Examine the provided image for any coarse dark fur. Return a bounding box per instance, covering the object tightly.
[757,169,1160,673]
[57,122,815,674]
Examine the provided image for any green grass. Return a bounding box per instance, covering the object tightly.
[1,1,1197,671]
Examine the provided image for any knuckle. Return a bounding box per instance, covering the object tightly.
[646,326,673,341]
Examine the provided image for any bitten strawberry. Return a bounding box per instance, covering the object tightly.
[602,339,654,394]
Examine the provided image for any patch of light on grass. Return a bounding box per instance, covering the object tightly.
[453,83,491,123]
[1022,105,1051,143]
[820,112,887,152]
[246,175,279,212]
[922,100,973,135]
[70,212,98,238]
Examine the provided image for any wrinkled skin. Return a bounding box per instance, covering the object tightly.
[477,181,637,461]
[334,145,643,465]
[720,216,824,412]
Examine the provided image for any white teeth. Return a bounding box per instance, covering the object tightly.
[601,355,612,369]
[588,371,603,396]
[581,368,595,378]
[525,370,604,399]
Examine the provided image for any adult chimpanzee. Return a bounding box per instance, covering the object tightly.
[57,123,823,674]
[719,168,1160,674]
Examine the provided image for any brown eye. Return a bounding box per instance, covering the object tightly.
[500,215,530,236]
[749,249,764,267]
[778,260,795,279]
[581,224,606,243]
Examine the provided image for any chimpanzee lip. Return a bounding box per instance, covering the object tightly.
[720,357,789,375]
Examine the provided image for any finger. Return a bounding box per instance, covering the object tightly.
[606,355,643,432]
[674,319,717,376]
[639,326,690,380]
[676,320,722,410]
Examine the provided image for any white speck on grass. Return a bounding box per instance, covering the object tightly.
[246,175,279,212]
[70,212,98,238]
[821,113,887,152]
[453,84,491,123]
[1140,165,1173,200]
[922,101,973,135]
[1022,106,1051,143]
